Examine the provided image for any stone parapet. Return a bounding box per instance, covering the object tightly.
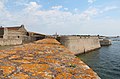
[0,39,22,46]
[0,38,100,79]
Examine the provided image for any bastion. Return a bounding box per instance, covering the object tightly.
[0,38,100,79]
[59,36,101,55]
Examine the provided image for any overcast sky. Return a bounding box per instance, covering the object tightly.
[0,0,120,36]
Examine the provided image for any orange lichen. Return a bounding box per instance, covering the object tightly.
[37,58,46,62]
[4,50,16,55]
[55,67,63,73]
[45,56,54,59]
[0,66,15,76]
[55,72,72,79]
[10,72,29,79]
[20,64,49,76]
[23,57,33,60]
[46,59,60,64]
[35,51,44,54]
[11,60,30,63]
[35,38,60,44]
[0,60,3,62]
[0,54,8,59]
[33,71,53,78]
[27,54,34,56]
[9,55,20,59]
[0,38,100,79]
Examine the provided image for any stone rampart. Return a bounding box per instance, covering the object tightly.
[0,39,22,46]
[0,38,100,78]
[60,36,101,55]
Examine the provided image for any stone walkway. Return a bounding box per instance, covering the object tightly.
[0,38,100,79]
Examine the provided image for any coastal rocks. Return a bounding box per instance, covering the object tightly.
[0,38,100,79]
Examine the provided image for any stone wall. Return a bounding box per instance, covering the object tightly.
[0,39,22,46]
[0,38,100,78]
[0,28,4,36]
[100,39,112,46]
[60,36,101,55]
[3,27,27,39]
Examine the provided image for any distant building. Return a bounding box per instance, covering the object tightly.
[52,32,59,38]
[0,25,27,40]
[0,25,45,45]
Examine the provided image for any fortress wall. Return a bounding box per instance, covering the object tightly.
[60,36,101,55]
[0,39,22,46]
[0,38,100,78]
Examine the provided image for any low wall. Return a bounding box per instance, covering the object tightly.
[60,36,101,55]
[0,39,22,46]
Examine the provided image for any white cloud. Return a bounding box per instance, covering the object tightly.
[0,0,12,20]
[1,1,119,35]
[80,19,120,36]
[74,8,78,11]
[24,2,42,12]
[0,1,99,33]
[0,0,5,10]
[51,5,63,10]
[88,0,96,4]
[85,8,98,15]
[14,0,29,5]
[64,8,68,10]
[0,4,3,10]
[104,6,117,11]
[79,7,98,20]
[100,6,118,13]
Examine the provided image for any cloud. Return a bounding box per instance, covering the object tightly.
[103,6,117,11]
[64,8,68,10]
[24,2,42,12]
[14,0,29,5]
[80,19,120,36]
[88,0,96,4]
[0,1,99,34]
[100,6,118,13]
[0,0,5,10]
[1,1,119,35]
[0,0,12,25]
[0,3,3,10]
[84,8,98,15]
[79,7,98,20]
[104,6,118,11]
[51,5,63,10]
[74,8,78,11]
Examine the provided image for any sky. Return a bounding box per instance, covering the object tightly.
[0,0,120,36]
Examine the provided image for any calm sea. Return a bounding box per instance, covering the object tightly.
[77,41,120,79]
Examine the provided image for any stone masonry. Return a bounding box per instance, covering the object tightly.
[0,38,100,79]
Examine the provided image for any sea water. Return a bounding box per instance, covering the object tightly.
[78,41,120,79]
